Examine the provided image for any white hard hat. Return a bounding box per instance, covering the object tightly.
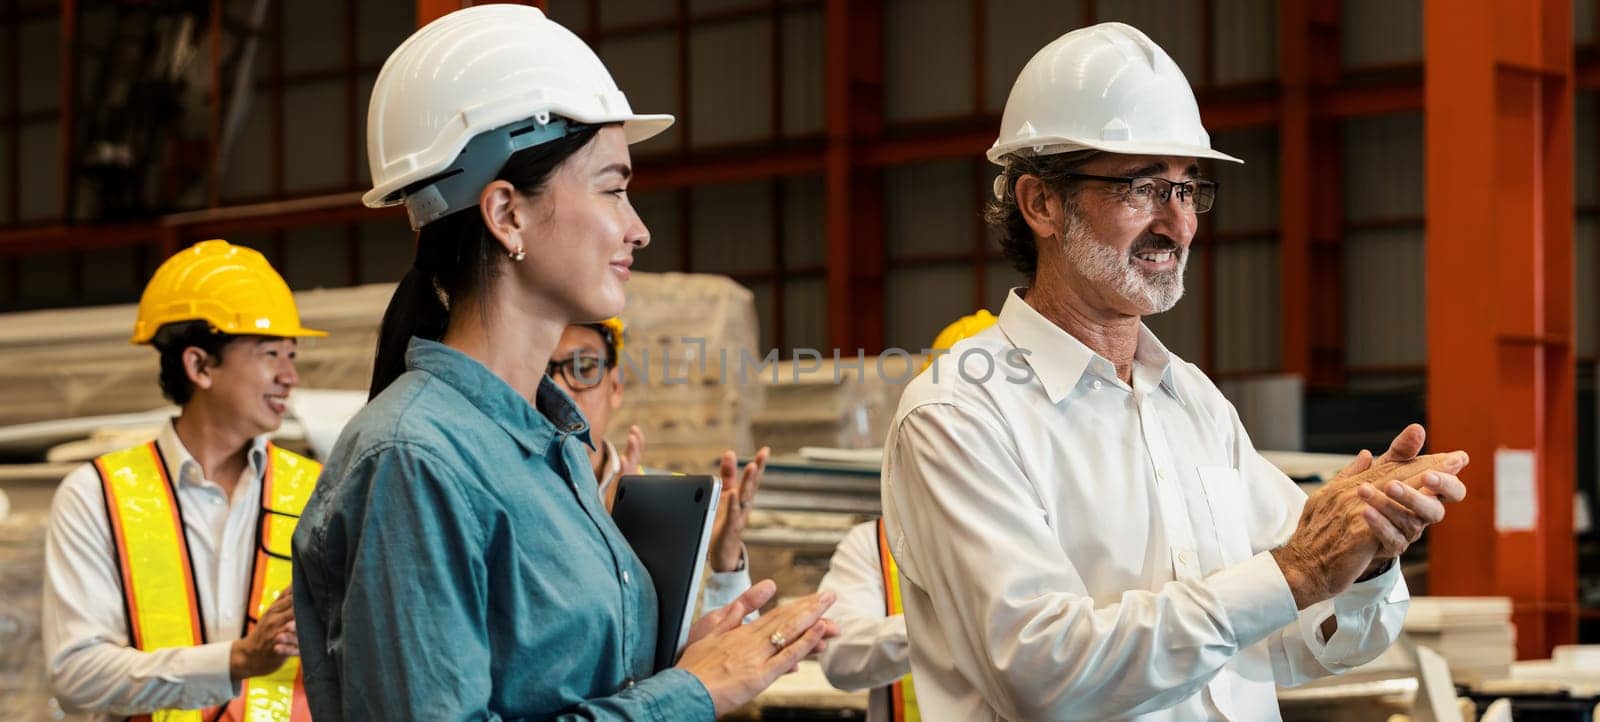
[988,22,1240,166]
[363,4,674,228]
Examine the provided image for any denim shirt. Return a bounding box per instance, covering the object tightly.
[292,338,714,721]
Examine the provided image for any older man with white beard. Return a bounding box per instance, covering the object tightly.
[879,23,1470,722]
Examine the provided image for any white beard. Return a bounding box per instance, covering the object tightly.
[1061,214,1187,315]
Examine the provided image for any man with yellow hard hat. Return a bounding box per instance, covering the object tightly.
[816,311,996,722]
[42,240,324,722]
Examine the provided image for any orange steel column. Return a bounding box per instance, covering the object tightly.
[1425,0,1577,659]
[1278,1,1345,390]
[824,0,885,354]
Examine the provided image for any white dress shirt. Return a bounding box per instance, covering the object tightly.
[880,289,1408,722]
[42,420,267,720]
[817,520,912,722]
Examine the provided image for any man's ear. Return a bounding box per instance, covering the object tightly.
[183,346,215,391]
[1015,174,1065,243]
[607,367,624,410]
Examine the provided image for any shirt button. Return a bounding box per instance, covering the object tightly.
[621,678,636,690]
[1157,469,1168,481]
[1091,380,1103,390]
[1179,550,1196,566]
[621,570,630,585]
[567,422,583,432]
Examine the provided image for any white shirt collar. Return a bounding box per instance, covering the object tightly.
[156,418,269,489]
[997,288,1184,406]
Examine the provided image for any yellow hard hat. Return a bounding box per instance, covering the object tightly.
[131,240,327,345]
[921,309,999,372]
[596,316,625,357]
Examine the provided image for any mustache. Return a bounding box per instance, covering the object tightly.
[1128,235,1183,258]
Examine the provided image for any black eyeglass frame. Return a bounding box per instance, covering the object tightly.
[1061,173,1218,214]
[546,350,612,392]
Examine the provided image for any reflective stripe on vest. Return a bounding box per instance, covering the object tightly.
[877,519,919,722]
[96,443,206,722]
[97,442,320,722]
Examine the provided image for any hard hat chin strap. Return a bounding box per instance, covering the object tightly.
[403,117,587,230]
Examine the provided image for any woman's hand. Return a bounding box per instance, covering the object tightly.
[677,580,838,716]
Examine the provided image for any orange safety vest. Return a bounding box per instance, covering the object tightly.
[95,441,320,722]
[876,519,920,722]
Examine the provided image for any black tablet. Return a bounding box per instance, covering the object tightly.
[610,474,721,671]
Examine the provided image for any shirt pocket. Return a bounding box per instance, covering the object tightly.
[1196,465,1254,566]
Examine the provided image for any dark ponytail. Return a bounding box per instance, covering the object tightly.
[368,123,603,399]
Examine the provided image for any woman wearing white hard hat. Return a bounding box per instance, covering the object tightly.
[291,6,836,720]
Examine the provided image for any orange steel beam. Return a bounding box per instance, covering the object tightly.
[823,0,884,353]
[1312,81,1422,118]
[1425,0,1577,659]
[1279,1,1345,390]
[6,0,19,227]
[207,0,223,208]
[0,195,400,257]
[58,0,74,222]
[0,74,1436,256]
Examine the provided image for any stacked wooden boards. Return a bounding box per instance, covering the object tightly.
[0,273,763,471]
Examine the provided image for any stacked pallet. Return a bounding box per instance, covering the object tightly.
[1402,596,1517,684]
[604,272,764,471]
[751,354,919,455]
[0,283,393,430]
[0,273,761,472]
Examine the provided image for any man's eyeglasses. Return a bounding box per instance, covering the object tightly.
[546,349,611,391]
[1063,174,1217,214]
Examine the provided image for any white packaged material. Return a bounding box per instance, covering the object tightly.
[0,511,51,721]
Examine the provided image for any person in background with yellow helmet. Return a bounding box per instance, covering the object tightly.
[917,310,998,375]
[41,239,325,722]
[547,318,642,505]
[816,311,996,722]
[546,317,769,611]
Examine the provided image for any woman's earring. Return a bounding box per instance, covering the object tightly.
[509,246,526,262]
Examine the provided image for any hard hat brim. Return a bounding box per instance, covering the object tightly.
[364,112,678,209]
[130,325,329,345]
[621,115,675,145]
[987,138,1244,166]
